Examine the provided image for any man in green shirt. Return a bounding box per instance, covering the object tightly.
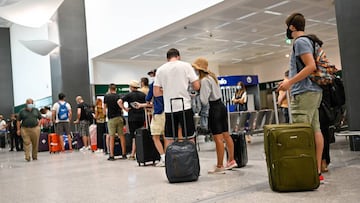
[17,98,42,162]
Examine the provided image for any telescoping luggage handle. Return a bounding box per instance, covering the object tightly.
[170,97,188,140]
[272,88,293,124]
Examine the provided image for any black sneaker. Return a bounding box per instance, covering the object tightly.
[107,156,115,161]
[120,155,127,159]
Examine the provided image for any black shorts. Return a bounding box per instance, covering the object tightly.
[165,109,195,139]
[208,99,228,135]
[128,121,145,139]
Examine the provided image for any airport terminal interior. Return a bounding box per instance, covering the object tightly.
[1,0,360,202]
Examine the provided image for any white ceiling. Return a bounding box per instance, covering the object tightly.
[0,0,337,66]
[95,0,338,65]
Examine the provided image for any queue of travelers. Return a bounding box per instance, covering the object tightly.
[3,12,344,184]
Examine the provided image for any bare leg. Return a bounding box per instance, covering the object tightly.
[68,135,73,150]
[223,132,235,162]
[119,134,126,155]
[315,131,324,174]
[213,134,225,167]
[153,135,164,155]
[109,136,114,157]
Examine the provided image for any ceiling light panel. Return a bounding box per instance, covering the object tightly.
[238,12,279,24]
[243,0,286,9]
[266,1,305,14]
[211,7,255,21]
[187,18,227,30]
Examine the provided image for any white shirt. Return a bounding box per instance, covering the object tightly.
[154,60,198,113]
[0,120,6,131]
[52,101,71,123]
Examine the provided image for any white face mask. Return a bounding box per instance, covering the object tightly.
[236,86,242,90]
[27,104,34,109]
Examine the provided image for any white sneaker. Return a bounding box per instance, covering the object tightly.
[79,146,86,151]
[155,161,165,167]
[208,166,226,174]
[86,146,91,150]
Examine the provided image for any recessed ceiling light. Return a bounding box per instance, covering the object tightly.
[157,44,169,49]
[130,55,141,60]
[264,1,289,10]
[285,54,290,58]
[252,38,268,43]
[174,38,187,44]
[264,10,282,16]
[143,50,154,54]
[236,12,257,20]
[214,22,231,29]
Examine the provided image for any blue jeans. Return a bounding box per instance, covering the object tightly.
[199,103,209,130]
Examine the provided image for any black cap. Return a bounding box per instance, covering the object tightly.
[147,69,156,76]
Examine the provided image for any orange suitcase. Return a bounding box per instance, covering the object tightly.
[48,133,61,153]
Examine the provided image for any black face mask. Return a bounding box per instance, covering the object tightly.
[286,27,293,39]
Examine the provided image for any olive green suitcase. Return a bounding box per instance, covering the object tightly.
[263,91,320,192]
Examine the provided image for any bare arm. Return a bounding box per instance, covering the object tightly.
[192,80,200,91]
[117,99,129,112]
[52,110,56,123]
[16,120,21,135]
[74,108,81,123]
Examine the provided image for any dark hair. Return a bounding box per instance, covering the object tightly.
[166,48,180,59]
[141,77,149,86]
[58,93,66,100]
[109,83,117,91]
[286,13,305,31]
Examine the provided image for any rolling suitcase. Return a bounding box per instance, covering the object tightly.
[165,97,200,183]
[38,132,49,152]
[71,132,84,150]
[135,109,160,166]
[48,133,61,153]
[230,132,248,167]
[263,90,320,192]
[227,105,248,168]
[89,124,97,151]
[114,136,122,157]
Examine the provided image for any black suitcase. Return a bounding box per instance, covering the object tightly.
[0,133,6,148]
[135,128,160,166]
[114,136,122,157]
[349,135,360,151]
[38,132,49,152]
[165,97,200,183]
[71,132,83,150]
[230,132,248,167]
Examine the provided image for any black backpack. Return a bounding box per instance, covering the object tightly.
[83,104,94,122]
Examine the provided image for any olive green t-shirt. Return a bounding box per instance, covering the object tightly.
[18,108,42,128]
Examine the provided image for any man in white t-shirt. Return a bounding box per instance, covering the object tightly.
[52,93,73,151]
[154,48,200,149]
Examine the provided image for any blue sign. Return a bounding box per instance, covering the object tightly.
[217,75,258,87]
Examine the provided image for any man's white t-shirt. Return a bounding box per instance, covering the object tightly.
[52,101,71,123]
[154,60,198,113]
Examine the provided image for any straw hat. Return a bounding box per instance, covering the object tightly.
[129,80,140,88]
[192,57,209,73]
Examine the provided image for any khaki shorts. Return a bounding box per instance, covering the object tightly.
[291,91,322,132]
[150,113,165,135]
[107,116,124,136]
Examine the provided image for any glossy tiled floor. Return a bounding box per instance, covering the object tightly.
[0,135,359,203]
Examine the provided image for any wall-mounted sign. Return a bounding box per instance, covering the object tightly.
[217,75,258,87]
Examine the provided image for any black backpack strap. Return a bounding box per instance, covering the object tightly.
[292,35,316,73]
